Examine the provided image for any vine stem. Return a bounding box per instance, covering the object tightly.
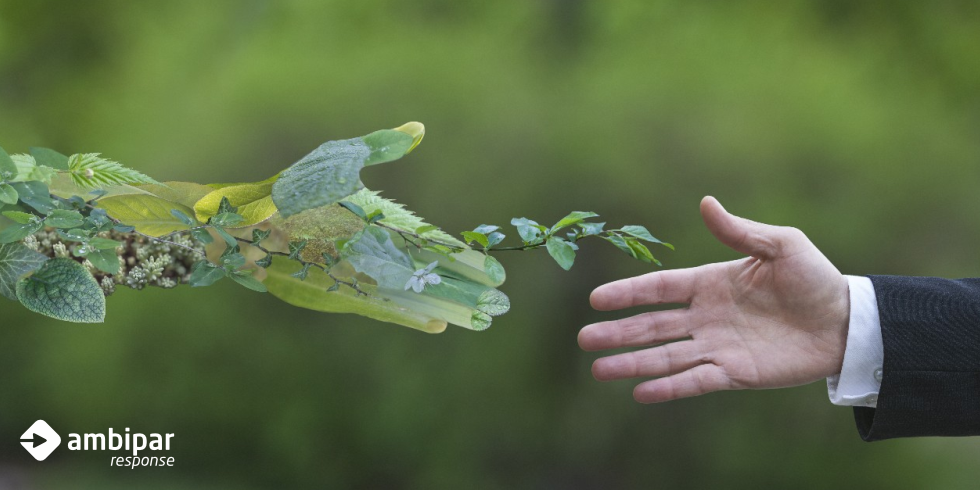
[78,198,206,257]
[234,236,370,297]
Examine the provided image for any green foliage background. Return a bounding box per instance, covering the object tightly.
[1,1,979,488]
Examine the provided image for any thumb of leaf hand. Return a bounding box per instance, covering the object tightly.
[700,196,788,260]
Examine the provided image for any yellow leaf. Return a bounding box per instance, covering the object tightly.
[96,194,197,237]
[194,175,279,227]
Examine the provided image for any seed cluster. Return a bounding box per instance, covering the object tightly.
[22,229,206,296]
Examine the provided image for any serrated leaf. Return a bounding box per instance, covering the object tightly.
[193,175,278,227]
[68,153,159,189]
[344,189,465,247]
[15,258,105,323]
[10,154,56,183]
[0,183,18,205]
[546,237,576,270]
[95,194,197,236]
[0,242,48,300]
[271,125,420,218]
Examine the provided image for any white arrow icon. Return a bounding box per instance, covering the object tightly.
[20,420,61,461]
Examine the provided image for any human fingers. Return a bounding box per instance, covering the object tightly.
[590,268,698,311]
[578,309,691,352]
[632,363,731,403]
[591,341,705,381]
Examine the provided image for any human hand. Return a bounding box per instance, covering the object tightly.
[579,197,850,403]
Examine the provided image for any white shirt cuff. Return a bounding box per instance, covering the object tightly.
[827,275,883,408]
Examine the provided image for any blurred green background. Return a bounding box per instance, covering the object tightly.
[2,1,979,488]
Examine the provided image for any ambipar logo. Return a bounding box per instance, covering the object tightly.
[20,419,176,468]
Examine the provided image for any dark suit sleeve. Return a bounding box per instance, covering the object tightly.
[853,275,980,441]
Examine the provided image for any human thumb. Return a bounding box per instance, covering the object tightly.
[700,196,792,260]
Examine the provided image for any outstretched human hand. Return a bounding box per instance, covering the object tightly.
[579,197,850,403]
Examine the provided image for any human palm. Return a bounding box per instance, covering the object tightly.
[579,197,850,403]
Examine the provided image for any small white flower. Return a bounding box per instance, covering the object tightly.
[405,261,442,293]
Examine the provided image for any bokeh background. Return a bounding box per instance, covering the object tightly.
[1,1,979,488]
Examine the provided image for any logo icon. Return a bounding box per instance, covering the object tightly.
[21,420,61,461]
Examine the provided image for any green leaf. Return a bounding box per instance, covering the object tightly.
[472,224,499,235]
[486,232,505,248]
[546,237,576,270]
[271,125,421,218]
[85,248,121,274]
[29,147,70,170]
[0,183,18,205]
[617,225,665,245]
[193,175,278,227]
[603,234,637,259]
[338,201,368,221]
[68,153,159,189]
[137,181,213,208]
[251,228,271,245]
[95,194,197,237]
[0,242,48,300]
[343,227,414,289]
[551,211,599,234]
[15,258,105,323]
[211,224,238,247]
[626,237,660,266]
[483,255,506,287]
[190,228,213,245]
[0,145,17,181]
[263,258,448,333]
[255,253,273,268]
[461,231,489,248]
[10,181,55,214]
[0,221,42,244]
[1,211,34,224]
[170,208,196,225]
[344,189,465,247]
[230,270,267,292]
[9,154,57,184]
[290,263,312,280]
[89,237,122,250]
[476,288,510,316]
[187,261,226,287]
[210,212,244,227]
[511,217,543,243]
[579,222,606,236]
[44,209,85,229]
[288,240,308,261]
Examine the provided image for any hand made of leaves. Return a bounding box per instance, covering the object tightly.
[0,123,671,333]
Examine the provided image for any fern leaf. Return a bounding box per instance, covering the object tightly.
[345,189,466,247]
[68,153,159,189]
